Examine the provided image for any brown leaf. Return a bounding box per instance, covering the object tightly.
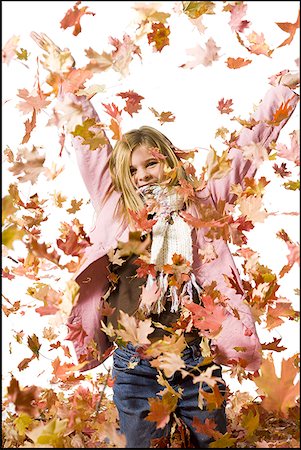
[276,10,300,48]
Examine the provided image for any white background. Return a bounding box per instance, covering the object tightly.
[2,1,300,396]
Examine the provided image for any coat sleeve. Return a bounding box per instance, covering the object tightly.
[62,92,114,213]
[207,84,299,206]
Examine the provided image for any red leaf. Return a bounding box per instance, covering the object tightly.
[60,0,95,36]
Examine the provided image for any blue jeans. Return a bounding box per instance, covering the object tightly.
[112,340,227,448]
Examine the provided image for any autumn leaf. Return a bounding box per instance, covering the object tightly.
[17,88,50,115]
[180,38,221,68]
[60,0,95,36]
[254,354,300,417]
[108,34,142,77]
[134,257,157,278]
[146,392,178,428]
[276,129,300,166]
[117,90,144,116]
[27,333,41,357]
[2,35,20,65]
[217,98,234,114]
[60,68,93,95]
[185,295,227,337]
[267,97,295,126]
[26,417,69,447]
[261,337,287,352]
[22,109,37,144]
[139,281,161,312]
[147,22,170,52]
[84,47,113,72]
[129,206,158,232]
[149,106,176,125]
[246,31,273,57]
[276,10,300,48]
[117,311,154,346]
[228,3,250,33]
[239,195,268,223]
[182,1,215,19]
[206,147,232,179]
[226,57,252,69]
[71,118,107,151]
[266,300,299,330]
[151,352,185,378]
[66,320,88,347]
[7,377,40,417]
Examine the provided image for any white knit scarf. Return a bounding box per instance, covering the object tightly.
[138,184,202,314]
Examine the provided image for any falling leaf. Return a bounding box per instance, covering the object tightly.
[276,10,300,48]
[254,354,300,417]
[206,147,232,179]
[180,38,221,68]
[226,56,252,69]
[146,391,178,428]
[228,3,250,33]
[147,22,170,52]
[60,0,95,36]
[261,337,287,352]
[2,35,20,65]
[117,311,154,346]
[217,98,234,114]
[239,195,268,223]
[149,107,176,124]
[26,417,69,446]
[7,377,40,418]
[246,31,273,57]
[182,1,215,19]
[117,90,144,116]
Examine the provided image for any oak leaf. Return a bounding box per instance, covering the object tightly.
[147,22,170,52]
[217,98,234,114]
[226,57,252,69]
[117,90,144,116]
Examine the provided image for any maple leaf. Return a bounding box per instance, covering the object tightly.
[60,0,95,36]
[149,107,176,125]
[7,377,40,417]
[8,145,48,185]
[266,300,299,330]
[117,311,154,346]
[84,46,113,72]
[246,31,273,57]
[226,56,252,69]
[239,195,268,223]
[133,257,157,278]
[17,88,51,115]
[147,22,170,52]
[149,287,177,317]
[206,147,232,179]
[273,162,292,178]
[254,354,300,417]
[217,98,234,114]
[109,34,142,77]
[185,295,227,337]
[66,320,88,346]
[71,118,107,151]
[276,10,300,48]
[26,417,69,447]
[192,416,221,439]
[228,3,250,33]
[146,391,178,428]
[151,352,185,378]
[180,38,221,68]
[129,206,158,232]
[117,90,144,116]
[182,1,215,19]
[57,221,91,257]
[2,35,20,65]
[60,68,93,95]
[66,198,84,214]
[27,333,41,357]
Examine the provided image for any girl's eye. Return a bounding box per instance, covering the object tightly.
[147,161,157,167]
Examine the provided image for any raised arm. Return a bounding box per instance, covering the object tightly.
[31,32,114,213]
[206,75,299,206]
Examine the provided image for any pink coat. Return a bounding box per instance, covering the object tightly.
[67,85,299,372]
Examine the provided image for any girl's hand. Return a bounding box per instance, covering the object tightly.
[269,69,300,89]
[30,31,75,74]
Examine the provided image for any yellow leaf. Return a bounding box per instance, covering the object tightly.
[26,417,68,447]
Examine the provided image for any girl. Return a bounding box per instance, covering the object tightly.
[32,33,299,448]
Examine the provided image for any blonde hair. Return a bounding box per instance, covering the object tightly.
[104,126,191,227]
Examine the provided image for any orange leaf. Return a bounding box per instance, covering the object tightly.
[7,377,40,417]
[276,10,300,48]
[146,392,178,428]
[60,0,95,36]
[226,56,252,69]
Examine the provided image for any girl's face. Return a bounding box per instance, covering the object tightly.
[130,145,165,189]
